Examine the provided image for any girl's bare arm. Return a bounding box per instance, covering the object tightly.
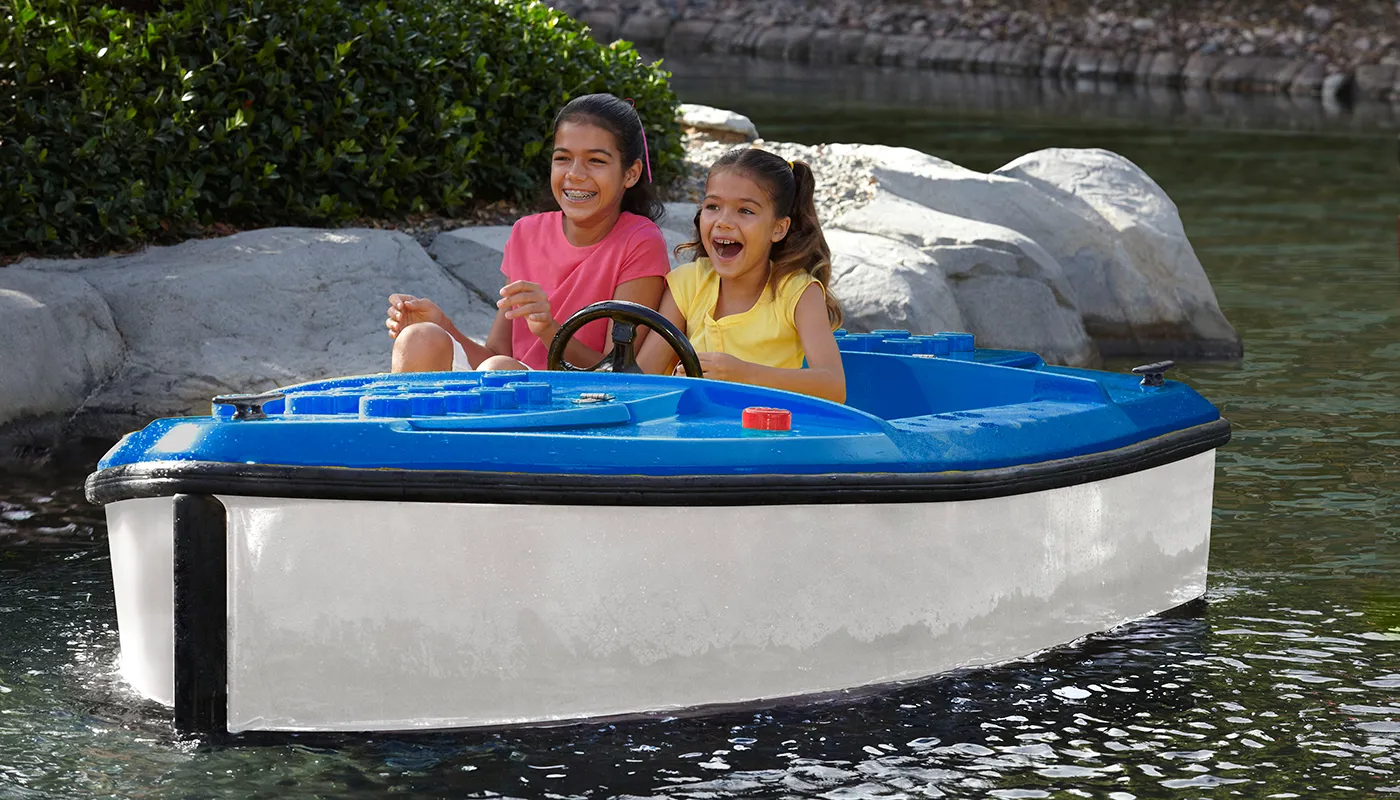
[724,285,846,403]
[633,286,689,376]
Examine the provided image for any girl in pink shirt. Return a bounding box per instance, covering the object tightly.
[386,94,671,372]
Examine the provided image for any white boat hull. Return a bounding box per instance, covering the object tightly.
[107,451,1215,733]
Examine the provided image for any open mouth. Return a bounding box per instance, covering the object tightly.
[562,189,597,203]
[712,237,744,259]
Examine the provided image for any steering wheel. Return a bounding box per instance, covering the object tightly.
[546,300,703,378]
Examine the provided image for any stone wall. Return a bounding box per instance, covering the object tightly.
[552,0,1400,103]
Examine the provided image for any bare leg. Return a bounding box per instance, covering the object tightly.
[392,323,455,372]
[476,355,530,371]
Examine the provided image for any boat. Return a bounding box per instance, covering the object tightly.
[85,301,1229,736]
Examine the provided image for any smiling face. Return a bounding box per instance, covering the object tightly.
[550,120,641,237]
[699,169,791,282]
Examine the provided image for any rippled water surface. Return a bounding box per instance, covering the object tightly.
[2,62,1397,798]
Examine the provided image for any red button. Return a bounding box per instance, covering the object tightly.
[742,406,792,431]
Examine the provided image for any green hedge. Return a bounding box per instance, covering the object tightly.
[0,0,682,256]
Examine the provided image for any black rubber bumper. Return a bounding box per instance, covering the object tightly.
[86,418,1231,507]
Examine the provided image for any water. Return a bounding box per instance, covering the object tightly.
[2,61,1398,799]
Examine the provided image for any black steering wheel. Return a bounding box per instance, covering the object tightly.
[546,300,703,378]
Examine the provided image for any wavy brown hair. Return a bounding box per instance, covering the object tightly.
[677,149,843,329]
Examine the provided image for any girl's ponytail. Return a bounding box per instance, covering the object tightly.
[774,159,843,329]
[552,93,664,223]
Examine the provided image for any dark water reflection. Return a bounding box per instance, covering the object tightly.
[2,61,1398,798]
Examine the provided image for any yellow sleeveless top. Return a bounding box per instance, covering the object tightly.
[666,259,820,370]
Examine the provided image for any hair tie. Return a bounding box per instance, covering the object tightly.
[624,97,653,183]
[788,160,795,170]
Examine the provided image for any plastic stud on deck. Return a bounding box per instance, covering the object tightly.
[212,391,285,420]
[1131,360,1176,387]
[742,407,792,432]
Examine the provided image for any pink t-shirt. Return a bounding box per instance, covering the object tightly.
[502,211,670,369]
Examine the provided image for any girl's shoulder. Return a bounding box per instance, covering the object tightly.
[669,257,715,280]
[666,257,717,291]
[776,267,818,295]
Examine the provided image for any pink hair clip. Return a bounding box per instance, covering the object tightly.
[625,98,653,183]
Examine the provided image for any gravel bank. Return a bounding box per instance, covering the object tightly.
[553,0,1400,101]
[669,138,880,222]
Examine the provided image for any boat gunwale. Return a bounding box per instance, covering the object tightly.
[86,418,1230,507]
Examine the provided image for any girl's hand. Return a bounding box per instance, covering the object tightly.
[682,351,751,382]
[387,294,447,338]
[499,281,559,340]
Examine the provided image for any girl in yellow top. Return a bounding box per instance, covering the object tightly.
[636,149,846,403]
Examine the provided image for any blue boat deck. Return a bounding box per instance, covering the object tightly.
[95,331,1223,479]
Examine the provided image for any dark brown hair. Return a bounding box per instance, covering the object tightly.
[552,93,663,223]
[678,149,843,328]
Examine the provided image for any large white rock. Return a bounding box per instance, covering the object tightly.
[832,194,1098,366]
[10,228,494,437]
[995,149,1240,357]
[677,104,760,142]
[660,201,701,266]
[0,268,125,430]
[428,226,512,299]
[825,229,964,335]
[826,143,1241,358]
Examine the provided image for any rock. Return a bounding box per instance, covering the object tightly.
[12,229,495,437]
[1073,48,1103,79]
[1003,41,1044,75]
[976,41,1011,74]
[807,29,841,65]
[428,226,512,298]
[1210,56,1263,91]
[0,268,124,432]
[577,9,620,43]
[1322,71,1353,100]
[1119,50,1140,80]
[619,15,672,50]
[1098,51,1123,82]
[882,34,927,68]
[825,229,967,336]
[856,33,887,66]
[1134,49,1159,83]
[659,202,702,267]
[677,103,760,142]
[781,26,818,62]
[921,38,970,70]
[732,24,769,58]
[1041,45,1068,75]
[1146,51,1184,85]
[1248,57,1307,91]
[664,19,717,57]
[1182,52,1227,88]
[996,149,1242,358]
[831,195,1096,365]
[1354,64,1398,99]
[756,25,816,62]
[1288,61,1327,95]
[559,3,1390,102]
[704,22,747,56]
[1303,5,1334,29]
[960,42,993,72]
[832,30,868,65]
[820,143,1240,359]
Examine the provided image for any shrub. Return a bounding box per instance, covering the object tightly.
[0,0,682,256]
